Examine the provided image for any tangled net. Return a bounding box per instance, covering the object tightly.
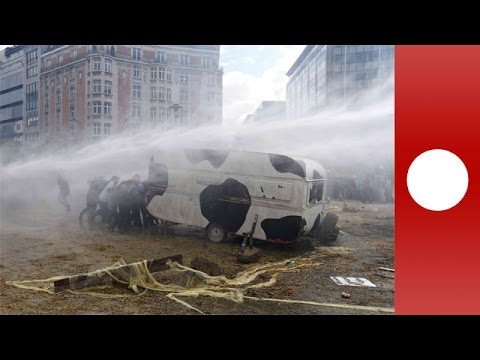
[6,256,394,314]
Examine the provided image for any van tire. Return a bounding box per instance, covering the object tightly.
[317,212,339,245]
[207,223,227,243]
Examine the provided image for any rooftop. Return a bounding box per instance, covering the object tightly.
[286,45,314,77]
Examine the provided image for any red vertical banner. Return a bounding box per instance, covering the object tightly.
[396,46,480,314]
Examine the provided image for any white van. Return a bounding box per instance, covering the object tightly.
[145,148,338,243]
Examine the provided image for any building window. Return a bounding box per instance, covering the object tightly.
[93,79,102,93]
[180,54,189,66]
[26,132,40,143]
[104,123,112,136]
[166,68,172,81]
[208,72,215,85]
[104,102,112,116]
[46,58,51,68]
[166,88,171,101]
[151,67,157,80]
[27,116,39,127]
[89,45,98,54]
[70,105,75,120]
[202,57,210,68]
[105,45,115,57]
[26,49,38,64]
[156,51,166,63]
[180,71,188,84]
[151,106,156,119]
[151,87,157,99]
[70,123,76,140]
[179,109,187,123]
[93,122,101,136]
[133,85,141,99]
[93,57,101,71]
[132,104,141,119]
[158,67,165,80]
[105,58,112,73]
[207,92,215,105]
[159,107,165,120]
[208,111,215,122]
[217,74,222,86]
[70,47,77,59]
[92,101,102,115]
[26,66,38,78]
[26,82,38,111]
[133,64,141,79]
[180,89,188,104]
[104,81,112,95]
[132,47,141,60]
[158,87,165,100]
[56,127,61,141]
[57,54,63,65]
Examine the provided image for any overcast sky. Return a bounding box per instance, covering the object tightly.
[0,45,305,125]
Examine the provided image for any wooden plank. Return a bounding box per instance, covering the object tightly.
[378,267,395,272]
[54,254,182,293]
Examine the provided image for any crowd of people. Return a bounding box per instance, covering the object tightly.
[57,173,158,233]
[85,174,157,233]
[326,170,394,204]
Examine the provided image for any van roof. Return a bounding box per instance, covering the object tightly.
[151,148,327,180]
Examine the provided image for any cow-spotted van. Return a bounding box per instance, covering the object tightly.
[145,148,339,244]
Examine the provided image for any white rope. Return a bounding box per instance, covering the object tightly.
[6,256,393,314]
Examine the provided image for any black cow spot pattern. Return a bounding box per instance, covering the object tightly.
[268,154,305,178]
[261,216,303,242]
[200,178,251,233]
[184,149,230,169]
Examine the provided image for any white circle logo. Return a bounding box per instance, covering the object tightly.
[407,149,469,211]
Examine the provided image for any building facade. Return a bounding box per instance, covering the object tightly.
[0,45,42,144]
[38,45,223,146]
[286,45,394,120]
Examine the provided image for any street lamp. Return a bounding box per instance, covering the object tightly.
[168,103,181,128]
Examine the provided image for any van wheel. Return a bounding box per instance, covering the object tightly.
[207,223,227,243]
[317,212,339,245]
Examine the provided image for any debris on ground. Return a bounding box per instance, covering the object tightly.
[237,247,262,264]
[330,276,376,287]
[7,255,183,294]
[1,200,393,315]
[378,267,394,272]
[55,254,182,293]
[343,202,360,213]
[376,271,394,279]
[341,292,351,299]
[191,257,223,276]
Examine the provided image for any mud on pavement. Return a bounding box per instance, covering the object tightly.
[0,200,393,315]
